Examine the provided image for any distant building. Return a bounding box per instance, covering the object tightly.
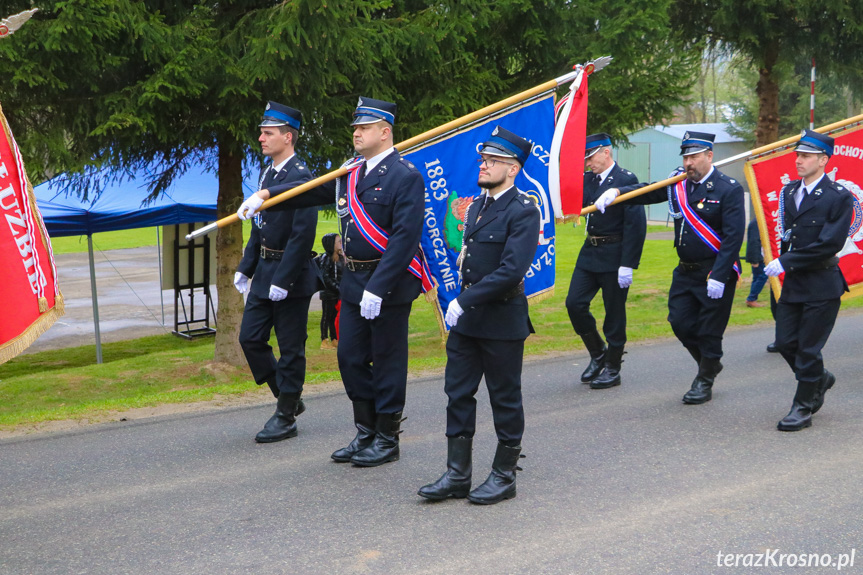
[613,123,750,222]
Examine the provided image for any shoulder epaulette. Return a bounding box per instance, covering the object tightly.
[516,190,538,207]
[716,171,733,183]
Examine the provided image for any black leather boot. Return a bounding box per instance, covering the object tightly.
[350,411,404,467]
[255,393,303,443]
[682,356,723,404]
[778,380,817,431]
[811,370,835,415]
[331,400,376,462]
[418,437,472,500]
[590,345,624,389]
[579,330,607,383]
[467,443,522,505]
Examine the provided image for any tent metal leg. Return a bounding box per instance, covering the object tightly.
[157,227,164,326]
[87,235,103,364]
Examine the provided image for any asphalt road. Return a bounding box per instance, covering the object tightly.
[2,313,862,575]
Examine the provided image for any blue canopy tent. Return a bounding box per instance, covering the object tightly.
[35,163,257,362]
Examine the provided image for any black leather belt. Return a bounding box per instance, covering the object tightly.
[794,256,840,270]
[678,258,716,271]
[587,235,623,246]
[345,257,380,272]
[818,256,840,269]
[501,282,526,300]
[260,246,284,260]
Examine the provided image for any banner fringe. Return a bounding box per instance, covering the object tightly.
[527,285,555,305]
[843,282,863,300]
[0,293,65,365]
[423,287,448,342]
[555,215,581,225]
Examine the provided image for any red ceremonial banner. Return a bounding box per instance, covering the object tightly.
[0,102,64,363]
[745,123,863,301]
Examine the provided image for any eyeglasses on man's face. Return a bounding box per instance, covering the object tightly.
[477,156,515,168]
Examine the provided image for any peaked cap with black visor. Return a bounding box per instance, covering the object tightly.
[351,97,397,126]
[479,126,532,166]
[259,101,302,130]
[680,131,715,156]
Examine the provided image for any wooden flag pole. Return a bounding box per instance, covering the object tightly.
[186,64,602,241]
[580,111,863,216]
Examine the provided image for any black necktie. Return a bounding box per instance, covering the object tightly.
[358,162,367,182]
[265,166,278,188]
[795,183,806,209]
[477,195,494,221]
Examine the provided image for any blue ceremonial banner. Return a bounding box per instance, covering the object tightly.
[405,96,556,329]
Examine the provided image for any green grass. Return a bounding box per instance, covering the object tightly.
[50,228,160,254]
[3,217,858,429]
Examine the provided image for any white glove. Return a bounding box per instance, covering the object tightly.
[617,266,633,289]
[706,278,725,299]
[595,188,620,213]
[269,285,288,301]
[237,193,265,220]
[360,290,382,320]
[233,272,249,294]
[445,298,464,327]
[764,259,784,277]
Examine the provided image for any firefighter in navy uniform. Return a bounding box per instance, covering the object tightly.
[764,130,853,431]
[234,102,318,443]
[594,131,745,404]
[418,126,540,505]
[566,133,646,389]
[238,97,425,466]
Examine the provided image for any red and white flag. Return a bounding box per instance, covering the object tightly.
[549,71,587,221]
[0,103,63,363]
[548,57,610,222]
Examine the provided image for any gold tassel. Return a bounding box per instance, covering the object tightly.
[423,285,448,342]
[0,300,65,364]
[527,286,556,305]
[38,296,48,313]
